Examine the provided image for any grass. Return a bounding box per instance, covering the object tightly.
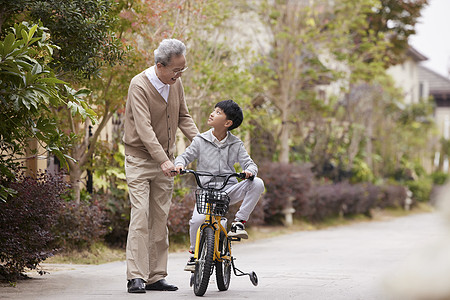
[44,243,126,265]
[44,202,434,266]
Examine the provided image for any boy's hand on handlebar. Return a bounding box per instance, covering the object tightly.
[175,165,185,174]
[243,170,253,179]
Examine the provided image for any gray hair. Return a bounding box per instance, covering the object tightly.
[154,39,186,66]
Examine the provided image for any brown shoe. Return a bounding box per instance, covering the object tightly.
[145,279,178,291]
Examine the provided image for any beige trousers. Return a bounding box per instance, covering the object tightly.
[124,155,174,284]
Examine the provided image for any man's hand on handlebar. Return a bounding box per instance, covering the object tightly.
[161,160,177,177]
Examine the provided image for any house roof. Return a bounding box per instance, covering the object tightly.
[418,65,450,96]
[407,47,428,62]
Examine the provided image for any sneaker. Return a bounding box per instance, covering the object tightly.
[184,256,196,272]
[228,221,248,239]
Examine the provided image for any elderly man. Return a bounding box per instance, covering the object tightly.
[123,39,198,293]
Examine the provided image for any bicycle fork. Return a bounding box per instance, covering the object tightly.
[194,216,227,262]
[193,216,258,287]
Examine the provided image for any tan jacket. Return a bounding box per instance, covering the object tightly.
[123,71,198,164]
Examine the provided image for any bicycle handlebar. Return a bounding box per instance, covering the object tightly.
[179,169,254,190]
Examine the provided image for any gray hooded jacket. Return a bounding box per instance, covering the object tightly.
[174,129,258,187]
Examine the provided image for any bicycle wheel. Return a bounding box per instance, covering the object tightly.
[215,232,231,291]
[193,226,215,296]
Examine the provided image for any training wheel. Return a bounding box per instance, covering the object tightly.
[190,273,194,287]
[250,271,258,286]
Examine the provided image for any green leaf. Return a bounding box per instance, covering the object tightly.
[31,63,43,75]
[52,149,69,169]
[85,108,98,124]
[24,71,35,86]
[36,77,67,84]
[67,101,79,116]
[28,24,38,40]
[74,88,91,97]
[21,29,29,45]
[0,185,18,203]
[11,39,25,52]
[21,98,30,110]
[45,44,54,56]
[3,33,15,55]
[64,154,76,163]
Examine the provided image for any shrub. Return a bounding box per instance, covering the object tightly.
[53,198,107,251]
[346,183,380,216]
[259,163,314,224]
[306,182,379,221]
[0,172,68,281]
[351,158,375,183]
[362,183,385,213]
[97,192,130,248]
[336,183,370,216]
[168,192,196,236]
[404,176,433,202]
[306,183,343,221]
[431,171,448,185]
[378,184,408,208]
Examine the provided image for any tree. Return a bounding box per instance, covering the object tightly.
[0,0,125,79]
[0,0,124,203]
[255,0,339,163]
[0,22,96,202]
[0,0,32,31]
[250,0,431,182]
[86,0,256,185]
[365,0,428,67]
[67,0,191,203]
[179,0,256,132]
[328,0,431,178]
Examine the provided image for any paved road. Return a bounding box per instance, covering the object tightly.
[1,212,448,300]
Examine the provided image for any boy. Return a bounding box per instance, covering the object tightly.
[174,99,265,272]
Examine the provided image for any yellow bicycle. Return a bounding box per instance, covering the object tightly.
[179,169,258,296]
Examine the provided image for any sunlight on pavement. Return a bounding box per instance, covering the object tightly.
[383,183,450,300]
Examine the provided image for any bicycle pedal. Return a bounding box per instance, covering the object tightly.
[229,237,241,242]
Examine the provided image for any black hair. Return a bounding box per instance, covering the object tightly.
[215,99,243,131]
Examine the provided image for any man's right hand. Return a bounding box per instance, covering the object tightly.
[161,160,176,177]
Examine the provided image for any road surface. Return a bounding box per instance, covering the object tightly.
[1,212,448,300]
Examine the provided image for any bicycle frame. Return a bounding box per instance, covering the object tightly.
[194,213,230,263]
[179,169,258,295]
[178,170,242,264]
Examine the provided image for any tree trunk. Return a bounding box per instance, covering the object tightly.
[66,109,113,204]
[279,105,290,163]
[69,163,82,204]
[365,110,374,171]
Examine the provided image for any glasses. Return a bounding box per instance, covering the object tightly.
[172,66,188,75]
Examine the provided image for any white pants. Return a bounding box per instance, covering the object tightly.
[189,177,264,252]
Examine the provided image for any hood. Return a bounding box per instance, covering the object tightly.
[198,129,241,147]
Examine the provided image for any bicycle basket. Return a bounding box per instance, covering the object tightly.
[195,189,230,216]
